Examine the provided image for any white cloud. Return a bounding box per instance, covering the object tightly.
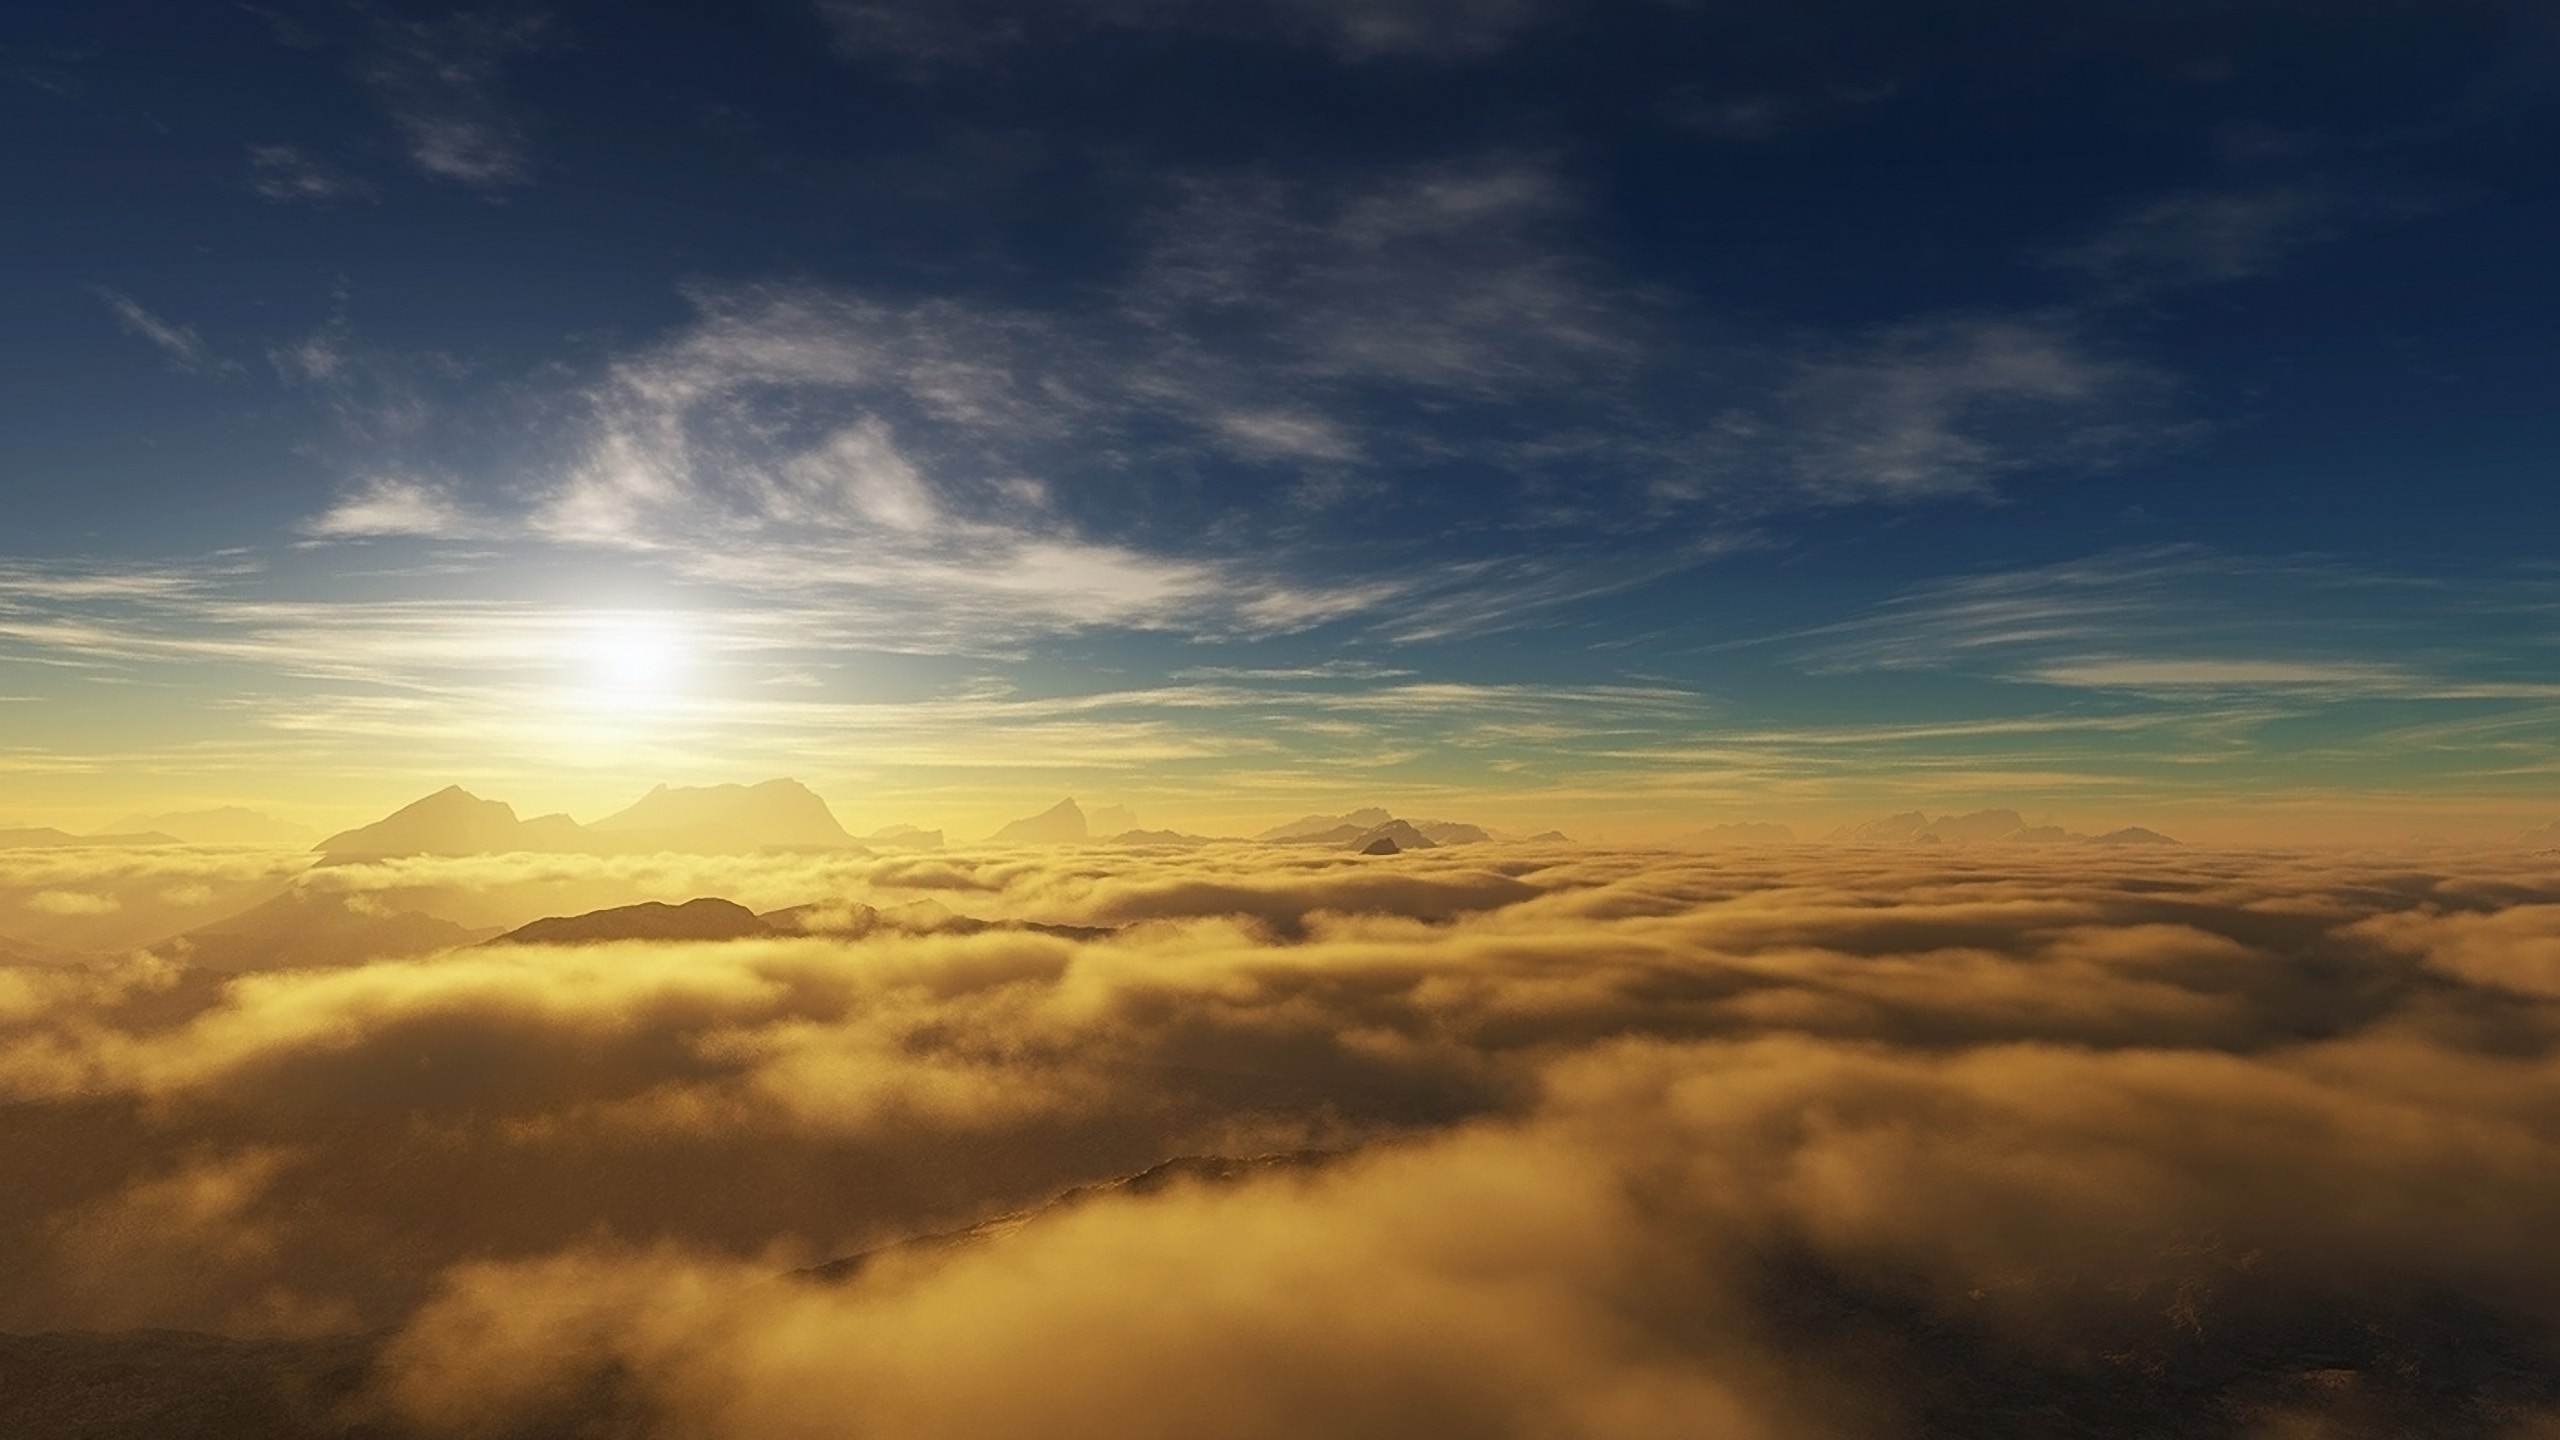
[304,478,488,541]
[773,420,939,533]
[2024,658,2421,691]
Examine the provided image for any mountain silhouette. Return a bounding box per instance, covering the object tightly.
[1928,808,2030,843]
[1257,807,1393,842]
[318,780,862,858]
[1829,810,2181,847]
[492,897,772,946]
[0,827,179,849]
[1266,815,1446,852]
[160,889,491,972]
[1258,808,1498,850]
[315,786,582,858]
[1107,828,1213,847]
[1682,822,1795,846]
[99,807,311,845]
[992,798,1088,844]
[589,780,855,852]
[762,898,1117,943]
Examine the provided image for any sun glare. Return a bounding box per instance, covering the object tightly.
[579,614,688,706]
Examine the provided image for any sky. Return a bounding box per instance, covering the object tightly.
[4,0,2559,842]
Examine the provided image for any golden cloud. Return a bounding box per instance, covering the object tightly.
[2,842,2558,1434]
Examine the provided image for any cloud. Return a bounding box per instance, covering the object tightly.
[363,12,547,188]
[7,841,2557,1429]
[253,149,2214,674]
[1754,315,2164,501]
[243,144,370,203]
[23,890,117,916]
[814,0,1557,66]
[3,844,2559,1373]
[1659,80,1900,141]
[97,290,233,376]
[1791,545,2560,706]
[267,159,1693,647]
[500,269,1467,642]
[2053,187,2338,294]
[1128,160,1631,395]
[2021,657,2427,692]
[301,476,489,540]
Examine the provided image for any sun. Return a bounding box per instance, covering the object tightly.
[579,614,688,705]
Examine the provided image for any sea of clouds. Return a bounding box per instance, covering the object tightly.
[5,841,2560,1437]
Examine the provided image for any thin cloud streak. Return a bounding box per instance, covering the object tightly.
[97,291,233,376]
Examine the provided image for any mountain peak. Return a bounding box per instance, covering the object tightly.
[317,786,534,857]
[589,779,853,849]
[992,798,1088,845]
[319,779,857,857]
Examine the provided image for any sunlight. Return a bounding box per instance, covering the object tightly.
[577,613,689,708]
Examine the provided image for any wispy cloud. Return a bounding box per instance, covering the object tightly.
[814,0,1555,66]
[273,150,2224,653]
[301,153,1655,647]
[1659,80,1900,141]
[1794,546,2560,703]
[244,143,371,203]
[1750,315,2166,501]
[364,12,547,188]
[2051,186,2338,295]
[0,550,1742,812]
[1127,160,1634,398]
[97,291,234,376]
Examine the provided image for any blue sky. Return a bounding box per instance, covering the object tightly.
[4,0,2558,839]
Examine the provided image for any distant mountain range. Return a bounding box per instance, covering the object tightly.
[315,780,860,858]
[1,808,308,850]
[1254,808,1499,851]
[978,799,1529,851]
[0,826,178,849]
[100,807,311,845]
[157,889,498,972]
[987,799,1215,847]
[488,896,1115,947]
[1678,821,1797,847]
[1827,809,2180,847]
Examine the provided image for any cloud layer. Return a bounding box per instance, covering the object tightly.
[5,843,2560,1434]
